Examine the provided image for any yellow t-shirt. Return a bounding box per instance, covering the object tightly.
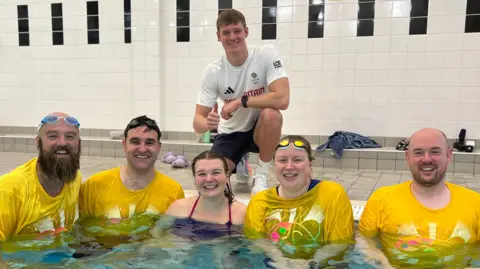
[359,181,480,268]
[0,158,82,243]
[244,180,354,259]
[78,167,184,237]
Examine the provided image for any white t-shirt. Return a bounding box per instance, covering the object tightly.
[197,44,288,134]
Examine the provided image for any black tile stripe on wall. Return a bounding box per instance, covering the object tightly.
[177,0,190,42]
[87,1,100,44]
[262,0,277,40]
[409,0,428,35]
[357,0,374,37]
[124,0,132,43]
[218,0,232,16]
[17,5,29,46]
[51,3,64,45]
[308,0,324,38]
[466,0,480,33]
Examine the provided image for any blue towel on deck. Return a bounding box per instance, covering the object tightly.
[316,131,381,159]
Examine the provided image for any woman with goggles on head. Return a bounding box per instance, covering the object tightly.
[244,135,354,268]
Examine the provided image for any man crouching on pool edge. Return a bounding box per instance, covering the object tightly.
[358,127,480,268]
[0,112,82,245]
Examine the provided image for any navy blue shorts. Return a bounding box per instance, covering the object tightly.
[211,125,259,170]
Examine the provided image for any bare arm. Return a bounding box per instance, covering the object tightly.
[231,202,247,226]
[243,77,290,110]
[356,234,395,269]
[241,44,290,111]
[164,198,190,219]
[0,258,8,269]
[193,105,212,134]
[310,243,349,267]
[247,240,345,269]
[194,65,220,133]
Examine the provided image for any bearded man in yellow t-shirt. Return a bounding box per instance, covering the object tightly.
[359,127,480,268]
[0,112,82,243]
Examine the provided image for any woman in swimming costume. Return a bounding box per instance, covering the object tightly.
[164,150,246,241]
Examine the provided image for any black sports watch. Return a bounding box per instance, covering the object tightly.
[241,95,249,108]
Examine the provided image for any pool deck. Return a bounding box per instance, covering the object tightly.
[1,152,479,220]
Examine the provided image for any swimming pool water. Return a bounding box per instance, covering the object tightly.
[2,238,378,269]
[0,222,376,269]
[2,219,479,269]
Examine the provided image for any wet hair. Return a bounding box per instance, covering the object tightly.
[275,135,315,162]
[124,115,162,141]
[216,9,247,32]
[191,150,234,204]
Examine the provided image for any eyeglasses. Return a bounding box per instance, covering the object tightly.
[277,139,307,151]
[38,115,80,130]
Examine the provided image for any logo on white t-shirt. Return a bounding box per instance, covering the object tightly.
[251,72,259,84]
[224,87,235,95]
[273,60,282,69]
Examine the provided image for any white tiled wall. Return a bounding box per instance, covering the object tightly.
[0,0,479,138]
[0,0,161,130]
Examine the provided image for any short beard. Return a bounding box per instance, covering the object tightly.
[37,138,81,184]
[410,167,446,187]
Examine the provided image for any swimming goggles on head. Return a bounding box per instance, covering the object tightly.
[127,119,157,129]
[276,139,307,151]
[38,115,80,129]
[126,118,162,138]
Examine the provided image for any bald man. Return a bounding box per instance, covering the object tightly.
[0,112,82,242]
[359,128,480,268]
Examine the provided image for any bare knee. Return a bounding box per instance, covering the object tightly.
[259,108,283,125]
[225,158,235,175]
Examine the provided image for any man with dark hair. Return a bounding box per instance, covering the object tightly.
[79,115,184,237]
[193,9,290,196]
[0,112,82,241]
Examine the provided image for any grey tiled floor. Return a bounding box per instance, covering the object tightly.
[0,152,479,201]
